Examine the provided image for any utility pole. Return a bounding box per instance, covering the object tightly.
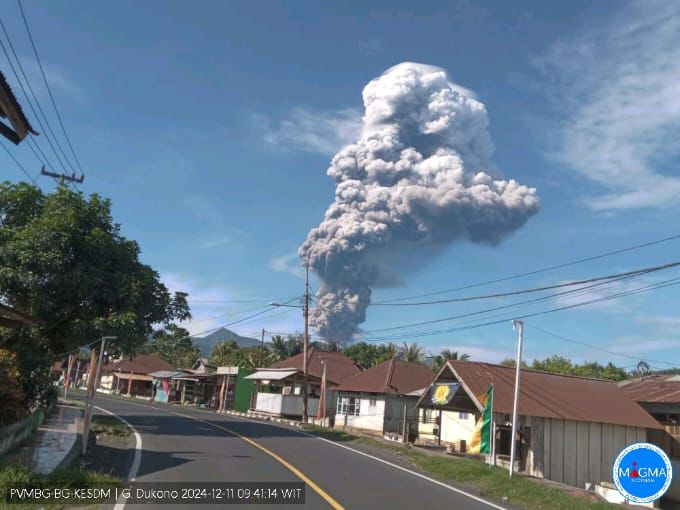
[259,328,265,367]
[509,319,524,478]
[83,336,115,455]
[40,166,84,184]
[302,265,310,423]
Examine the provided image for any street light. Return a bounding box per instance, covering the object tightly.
[270,266,311,422]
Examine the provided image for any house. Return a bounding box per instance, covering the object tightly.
[100,354,176,398]
[417,361,662,490]
[191,358,215,374]
[332,359,434,439]
[148,370,189,403]
[0,70,37,144]
[246,348,361,419]
[619,375,680,458]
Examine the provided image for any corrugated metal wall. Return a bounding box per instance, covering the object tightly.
[529,417,645,487]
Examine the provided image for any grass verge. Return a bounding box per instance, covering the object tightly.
[90,416,131,440]
[0,465,120,509]
[302,425,615,510]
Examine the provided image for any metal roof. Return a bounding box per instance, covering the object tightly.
[618,375,680,404]
[418,361,661,430]
[148,370,188,379]
[245,369,298,381]
[269,348,361,385]
[334,359,435,395]
[103,354,176,375]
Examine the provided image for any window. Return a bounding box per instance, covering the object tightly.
[337,395,361,416]
[459,411,469,420]
[368,398,377,408]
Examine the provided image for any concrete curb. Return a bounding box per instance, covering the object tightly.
[54,431,83,472]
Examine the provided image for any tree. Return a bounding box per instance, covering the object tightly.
[210,340,241,366]
[431,349,470,372]
[142,324,199,368]
[500,358,528,368]
[399,342,424,362]
[0,182,191,407]
[269,335,288,361]
[343,342,380,368]
[502,355,628,381]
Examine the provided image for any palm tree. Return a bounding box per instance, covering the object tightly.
[399,342,424,362]
[431,349,471,372]
[210,341,239,365]
[270,335,288,361]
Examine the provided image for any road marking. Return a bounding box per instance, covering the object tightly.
[306,434,506,510]
[167,410,345,510]
[91,405,143,510]
[84,395,344,510]
[87,393,503,510]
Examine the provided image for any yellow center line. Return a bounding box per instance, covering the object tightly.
[168,410,345,510]
[84,393,345,510]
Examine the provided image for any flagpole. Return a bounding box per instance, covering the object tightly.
[489,383,495,466]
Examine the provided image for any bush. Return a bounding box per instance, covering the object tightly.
[0,357,27,427]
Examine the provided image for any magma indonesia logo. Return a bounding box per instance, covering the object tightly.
[613,443,673,504]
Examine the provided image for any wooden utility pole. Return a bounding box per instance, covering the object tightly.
[302,265,310,423]
[83,337,108,455]
[259,328,265,367]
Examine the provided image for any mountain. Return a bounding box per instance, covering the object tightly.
[192,327,260,357]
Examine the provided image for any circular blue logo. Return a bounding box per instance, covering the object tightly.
[613,443,673,504]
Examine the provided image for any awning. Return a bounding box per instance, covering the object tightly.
[148,370,187,379]
[114,373,153,382]
[245,369,298,381]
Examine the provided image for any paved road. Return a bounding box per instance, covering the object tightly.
[75,394,502,510]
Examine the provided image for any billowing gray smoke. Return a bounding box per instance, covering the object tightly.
[299,63,539,342]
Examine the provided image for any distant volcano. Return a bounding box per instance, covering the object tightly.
[192,327,259,357]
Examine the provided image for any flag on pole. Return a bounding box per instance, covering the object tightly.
[64,354,75,391]
[468,384,493,455]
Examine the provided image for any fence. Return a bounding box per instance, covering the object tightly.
[648,423,680,459]
[254,393,320,417]
[0,402,53,455]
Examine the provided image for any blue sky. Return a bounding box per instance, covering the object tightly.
[1,0,679,368]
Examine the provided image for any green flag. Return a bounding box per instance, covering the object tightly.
[469,384,493,455]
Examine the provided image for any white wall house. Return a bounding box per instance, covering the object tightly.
[333,359,435,440]
[417,361,662,490]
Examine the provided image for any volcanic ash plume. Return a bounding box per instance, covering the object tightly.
[299,62,539,342]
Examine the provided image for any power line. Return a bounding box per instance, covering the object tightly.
[363,267,663,334]
[369,262,679,307]
[190,298,300,339]
[0,15,70,174]
[361,275,680,341]
[530,324,678,367]
[0,138,37,183]
[374,233,680,304]
[17,0,83,175]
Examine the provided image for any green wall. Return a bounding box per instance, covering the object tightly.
[233,368,256,412]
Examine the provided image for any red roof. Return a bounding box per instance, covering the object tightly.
[269,348,361,385]
[424,361,660,429]
[619,375,680,404]
[103,354,176,375]
[334,359,434,395]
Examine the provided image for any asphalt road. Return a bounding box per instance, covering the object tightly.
[74,394,503,510]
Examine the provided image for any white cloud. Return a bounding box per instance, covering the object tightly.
[551,277,653,312]
[637,315,680,329]
[269,252,304,278]
[606,336,680,355]
[258,107,362,156]
[538,0,680,210]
